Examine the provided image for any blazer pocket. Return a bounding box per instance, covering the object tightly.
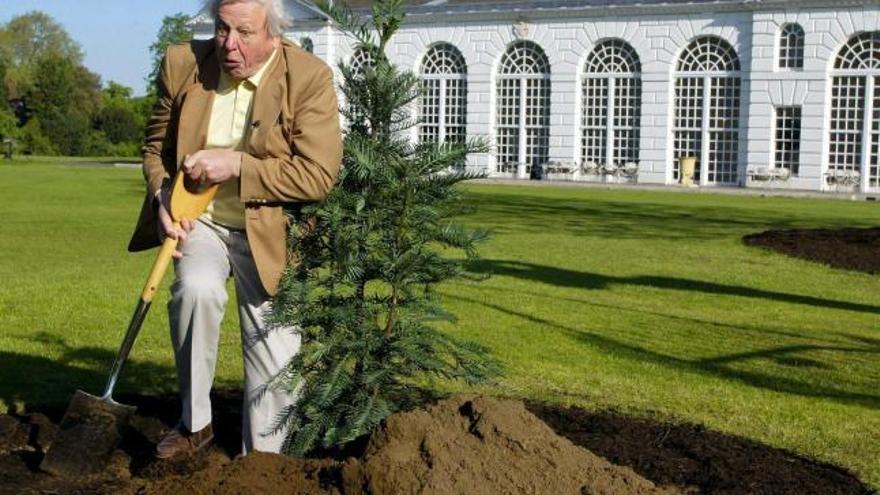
[246,123,269,157]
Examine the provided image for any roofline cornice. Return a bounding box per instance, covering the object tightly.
[341,0,877,25]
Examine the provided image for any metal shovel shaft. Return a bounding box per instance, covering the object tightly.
[101,298,151,402]
[101,232,178,402]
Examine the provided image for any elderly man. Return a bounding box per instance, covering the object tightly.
[127,0,342,457]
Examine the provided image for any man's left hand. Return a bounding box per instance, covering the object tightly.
[183,149,242,184]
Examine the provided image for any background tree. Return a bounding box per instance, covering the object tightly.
[0,57,17,142]
[0,57,8,106]
[24,53,99,155]
[95,82,142,145]
[270,0,499,456]
[146,13,193,97]
[0,11,83,98]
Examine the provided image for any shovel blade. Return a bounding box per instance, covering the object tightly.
[39,389,136,477]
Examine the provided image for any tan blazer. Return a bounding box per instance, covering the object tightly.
[128,38,343,296]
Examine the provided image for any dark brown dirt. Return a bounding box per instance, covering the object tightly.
[0,391,874,494]
[743,227,880,274]
[527,402,875,495]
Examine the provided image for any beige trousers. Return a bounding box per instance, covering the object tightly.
[168,219,300,454]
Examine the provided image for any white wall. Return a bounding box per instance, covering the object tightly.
[192,3,880,192]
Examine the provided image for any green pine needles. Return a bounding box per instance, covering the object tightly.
[269,0,500,456]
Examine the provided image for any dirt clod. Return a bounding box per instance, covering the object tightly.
[0,416,29,455]
[25,414,56,453]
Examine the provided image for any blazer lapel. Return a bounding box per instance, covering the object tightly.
[247,52,286,157]
[176,53,220,167]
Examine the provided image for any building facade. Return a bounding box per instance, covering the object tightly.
[192,0,880,194]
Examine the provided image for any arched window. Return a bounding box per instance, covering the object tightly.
[300,37,314,53]
[419,43,467,152]
[828,31,880,191]
[581,39,642,170]
[778,24,805,69]
[349,47,375,77]
[672,36,742,185]
[495,41,551,174]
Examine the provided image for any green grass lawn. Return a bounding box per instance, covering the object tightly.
[1,160,878,487]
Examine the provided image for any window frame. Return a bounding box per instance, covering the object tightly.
[494,41,552,175]
[580,39,642,171]
[672,36,742,186]
[418,43,468,152]
[778,23,805,70]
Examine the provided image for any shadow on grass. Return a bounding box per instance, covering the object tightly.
[468,282,850,347]
[463,190,858,240]
[453,259,879,407]
[446,289,880,409]
[0,334,176,415]
[471,259,880,315]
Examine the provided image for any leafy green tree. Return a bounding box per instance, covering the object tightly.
[0,110,19,145]
[0,57,8,105]
[26,53,99,155]
[18,117,55,155]
[95,81,142,145]
[0,11,83,98]
[270,0,499,456]
[0,57,16,142]
[147,13,193,97]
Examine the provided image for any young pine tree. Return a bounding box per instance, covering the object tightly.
[269,0,499,456]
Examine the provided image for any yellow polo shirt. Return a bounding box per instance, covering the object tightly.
[201,49,278,230]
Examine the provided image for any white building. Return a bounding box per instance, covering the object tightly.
[192,0,880,194]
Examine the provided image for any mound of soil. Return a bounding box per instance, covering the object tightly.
[0,392,874,494]
[346,395,675,494]
[743,227,880,274]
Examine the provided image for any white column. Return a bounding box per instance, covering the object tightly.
[518,78,528,179]
[861,75,874,192]
[700,75,712,186]
[439,79,447,144]
[606,76,616,167]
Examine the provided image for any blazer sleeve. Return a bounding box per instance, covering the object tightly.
[141,49,177,198]
[238,64,343,203]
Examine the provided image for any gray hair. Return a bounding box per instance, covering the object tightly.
[203,0,292,37]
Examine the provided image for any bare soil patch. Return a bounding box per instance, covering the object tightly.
[0,391,873,494]
[743,227,880,274]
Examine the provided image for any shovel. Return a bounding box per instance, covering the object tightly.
[40,171,217,476]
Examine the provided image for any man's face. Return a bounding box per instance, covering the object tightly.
[215,1,279,80]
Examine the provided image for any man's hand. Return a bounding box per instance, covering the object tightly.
[182,149,242,184]
[155,187,194,259]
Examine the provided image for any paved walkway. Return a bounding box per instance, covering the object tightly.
[474,178,878,202]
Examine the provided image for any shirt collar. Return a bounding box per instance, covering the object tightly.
[245,47,278,88]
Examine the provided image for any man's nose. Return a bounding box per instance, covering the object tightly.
[223,33,238,51]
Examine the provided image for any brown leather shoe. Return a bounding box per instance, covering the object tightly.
[155,422,214,459]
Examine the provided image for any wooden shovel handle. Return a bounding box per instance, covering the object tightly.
[138,169,218,302]
[140,221,180,302]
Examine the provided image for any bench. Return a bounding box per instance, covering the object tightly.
[1,138,13,160]
[825,169,860,187]
[580,161,601,175]
[747,167,790,184]
[542,161,575,174]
